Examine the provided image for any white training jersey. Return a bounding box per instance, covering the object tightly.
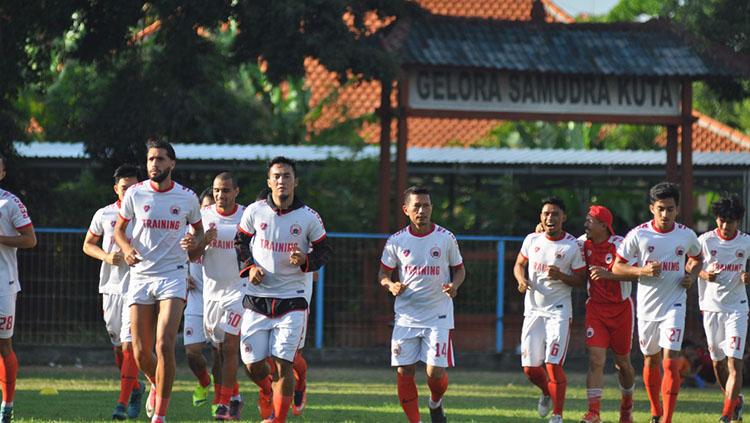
[88,201,133,295]
[237,199,326,299]
[380,224,464,329]
[617,220,701,321]
[119,181,202,278]
[520,232,586,318]
[201,204,246,302]
[697,229,750,313]
[0,188,32,296]
[185,257,204,315]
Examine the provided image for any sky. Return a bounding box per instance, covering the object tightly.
[554,0,620,17]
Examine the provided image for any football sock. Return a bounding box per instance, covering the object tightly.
[0,351,17,404]
[272,394,291,422]
[662,359,681,423]
[620,383,634,413]
[293,352,307,392]
[721,396,737,418]
[118,348,139,405]
[523,366,550,396]
[114,347,123,369]
[546,363,567,416]
[155,395,170,417]
[397,373,421,423]
[219,385,233,406]
[196,368,211,388]
[427,373,448,404]
[212,383,221,405]
[643,364,663,416]
[587,388,602,414]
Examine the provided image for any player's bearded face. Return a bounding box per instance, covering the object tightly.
[147,148,174,184]
[268,164,297,202]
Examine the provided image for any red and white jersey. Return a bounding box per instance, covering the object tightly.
[237,199,326,299]
[88,201,133,295]
[697,229,750,313]
[617,220,701,321]
[201,204,246,301]
[119,181,202,277]
[380,224,464,329]
[582,235,632,304]
[185,257,204,315]
[520,232,586,318]
[0,189,32,295]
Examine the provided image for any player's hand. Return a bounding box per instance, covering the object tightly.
[702,270,718,282]
[742,272,750,285]
[640,261,661,278]
[546,265,566,281]
[442,283,458,298]
[180,232,197,251]
[124,249,141,266]
[589,265,611,281]
[289,248,307,267]
[680,273,694,289]
[248,266,265,285]
[187,275,197,290]
[107,250,124,266]
[535,223,545,233]
[388,281,406,297]
[517,279,530,293]
[203,227,218,245]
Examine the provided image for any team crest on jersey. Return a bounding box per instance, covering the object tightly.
[244,344,252,353]
[586,327,594,338]
[675,246,685,256]
[710,250,717,257]
[110,221,116,227]
[392,343,401,357]
[109,332,116,341]
[555,248,564,259]
[185,327,193,337]
[290,223,302,237]
[605,253,613,264]
[209,222,216,229]
[647,245,655,253]
[260,223,267,230]
[737,250,746,259]
[534,246,541,253]
[403,249,410,257]
[170,205,180,215]
[144,205,151,212]
[587,250,592,257]
[430,247,441,259]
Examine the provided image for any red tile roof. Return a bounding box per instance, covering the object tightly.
[306,0,573,146]
[654,111,750,152]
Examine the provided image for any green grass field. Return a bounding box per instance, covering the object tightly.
[13,365,729,422]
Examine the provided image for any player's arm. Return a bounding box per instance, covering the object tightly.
[114,216,140,266]
[513,253,530,293]
[0,225,36,249]
[442,264,466,298]
[185,224,214,262]
[681,254,703,289]
[82,231,122,265]
[547,265,586,288]
[378,264,405,297]
[612,256,660,279]
[291,237,333,272]
[589,265,638,282]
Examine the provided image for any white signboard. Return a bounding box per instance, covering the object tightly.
[407,69,681,117]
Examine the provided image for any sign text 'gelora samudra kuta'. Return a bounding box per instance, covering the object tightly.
[408,68,681,117]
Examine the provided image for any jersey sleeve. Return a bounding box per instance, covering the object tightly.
[307,210,327,244]
[686,230,701,258]
[186,195,201,225]
[380,237,399,271]
[519,234,532,259]
[88,209,104,236]
[237,205,255,236]
[10,196,32,229]
[119,189,135,221]
[447,232,463,267]
[570,242,586,271]
[617,230,639,264]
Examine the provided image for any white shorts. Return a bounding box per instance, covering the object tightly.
[703,311,748,361]
[102,293,132,345]
[240,309,307,364]
[297,309,310,350]
[0,294,17,339]
[638,310,686,355]
[204,296,244,347]
[520,314,571,367]
[128,271,188,306]
[184,288,203,316]
[183,314,206,346]
[390,325,454,368]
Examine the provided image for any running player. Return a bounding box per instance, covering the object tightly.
[578,205,636,423]
[187,172,245,421]
[114,140,203,423]
[697,194,750,423]
[0,156,36,423]
[378,186,466,423]
[514,196,586,423]
[82,164,145,420]
[235,156,332,423]
[183,188,217,411]
[612,182,702,423]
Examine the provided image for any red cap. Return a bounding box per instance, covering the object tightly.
[588,205,614,235]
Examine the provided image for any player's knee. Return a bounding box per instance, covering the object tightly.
[426,366,445,379]
[545,363,566,383]
[155,338,175,358]
[397,365,416,377]
[588,354,605,370]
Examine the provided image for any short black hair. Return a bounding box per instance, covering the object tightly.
[711,193,745,221]
[113,164,138,182]
[214,171,237,188]
[541,196,566,212]
[256,187,271,201]
[146,139,176,160]
[268,156,296,175]
[649,182,680,206]
[199,186,213,203]
[403,186,430,204]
